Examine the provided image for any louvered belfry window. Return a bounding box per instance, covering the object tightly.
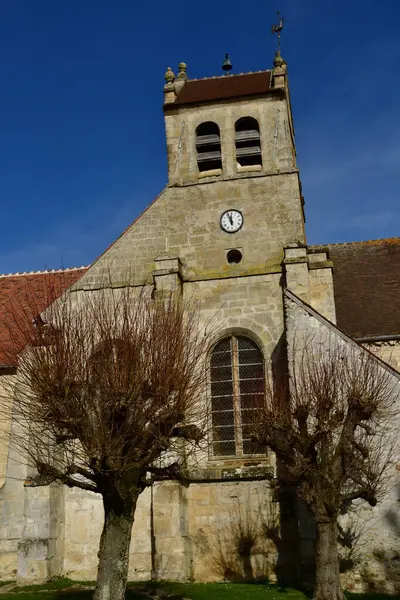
[196,121,222,172]
[235,117,262,167]
[210,335,265,457]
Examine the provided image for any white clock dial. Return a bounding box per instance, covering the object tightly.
[220,210,243,233]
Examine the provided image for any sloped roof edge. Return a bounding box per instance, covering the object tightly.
[71,190,166,289]
[0,266,88,278]
[0,267,89,366]
[310,237,400,250]
[165,71,274,109]
[284,289,400,380]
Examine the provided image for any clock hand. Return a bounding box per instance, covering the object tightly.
[228,213,233,225]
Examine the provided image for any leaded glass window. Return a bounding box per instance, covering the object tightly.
[210,335,265,457]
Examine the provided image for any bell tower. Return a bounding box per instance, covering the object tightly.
[163,53,298,188]
[159,51,306,281]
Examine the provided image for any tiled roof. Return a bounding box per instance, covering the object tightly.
[311,239,400,339]
[0,267,88,365]
[285,288,400,378]
[167,71,272,107]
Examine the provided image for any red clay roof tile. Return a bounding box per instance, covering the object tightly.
[311,239,400,339]
[166,71,272,107]
[0,268,88,365]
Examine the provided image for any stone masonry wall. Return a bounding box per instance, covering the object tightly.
[0,375,15,488]
[188,480,279,582]
[164,93,295,185]
[63,486,152,582]
[0,270,397,588]
[37,479,283,584]
[0,267,287,582]
[0,254,339,584]
[364,341,400,372]
[61,272,286,582]
[74,172,305,289]
[0,411,45,581]
[285,291,400,594]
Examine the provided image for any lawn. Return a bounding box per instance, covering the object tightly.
[0,580,395,600]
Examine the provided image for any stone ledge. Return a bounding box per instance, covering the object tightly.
[167,166,299,188]
[189,464,274,482]
[308,261,333,270]
[151,268,182,277]
[283,256,309,265]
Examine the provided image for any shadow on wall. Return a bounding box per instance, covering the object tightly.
[337,503,374,590]
[211,490,301,585]
[337,484,400,594]
[338,516,367,574]
[209,334,303,585]
[366,482,400,594]
[267,324,400,594]
[212,496,277,582]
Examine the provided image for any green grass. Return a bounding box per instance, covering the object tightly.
[12,578,78,592]
[131,581,309,600]
[0,580,396,600]
[0,593,93,600]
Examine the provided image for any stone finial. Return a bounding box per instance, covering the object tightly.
[273,52,284,68]
[165,66,175,84]
[272,51,287,89]
[164,67,177,104]
[177,62,188,81]
[174,61,188,94]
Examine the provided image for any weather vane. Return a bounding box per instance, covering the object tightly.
[271,11,284,53]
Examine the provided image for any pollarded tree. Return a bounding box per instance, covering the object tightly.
[1,283,209,600]
[252,336,400,600]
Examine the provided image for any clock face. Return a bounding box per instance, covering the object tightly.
[220,210,243,233]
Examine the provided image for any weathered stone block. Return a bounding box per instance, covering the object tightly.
[18,538,48,582]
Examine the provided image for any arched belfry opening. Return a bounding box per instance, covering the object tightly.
[195,121,222,173]
[235,117,262,168]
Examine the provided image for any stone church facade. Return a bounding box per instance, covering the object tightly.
[0,52,399,591]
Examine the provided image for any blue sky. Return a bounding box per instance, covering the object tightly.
[0,0,399,272]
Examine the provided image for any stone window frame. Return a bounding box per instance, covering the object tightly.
[208,331,266,459]
[195,121,223,178]
[234,115,263,173]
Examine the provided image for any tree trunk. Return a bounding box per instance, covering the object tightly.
[93,492,138,600]
[314,520,344,600]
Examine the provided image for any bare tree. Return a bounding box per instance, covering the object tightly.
[1,281,209,600]
[252,336,400,600]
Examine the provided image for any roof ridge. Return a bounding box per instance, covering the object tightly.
[310,237,400,248]
[0,266,89,278]
[188,70,270,82]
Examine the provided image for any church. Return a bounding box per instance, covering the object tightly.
[0,47,399,591]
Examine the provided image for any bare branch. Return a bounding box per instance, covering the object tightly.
[251,332,400,519]
[0,284,211,496]
[25,462,98,493]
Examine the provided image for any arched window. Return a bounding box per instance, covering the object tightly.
[196,122,222,173]
[235,117,262,168]
[210,335,265,457]
[89,339,137,391]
